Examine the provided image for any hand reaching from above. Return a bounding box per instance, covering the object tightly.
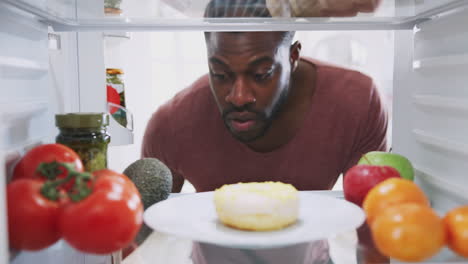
[268,0,382,17]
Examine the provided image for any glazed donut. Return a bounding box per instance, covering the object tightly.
[214,182,299,231]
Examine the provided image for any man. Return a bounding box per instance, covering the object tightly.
[143,30,387,192]
[142,20,387,194]
[142,0,388,263]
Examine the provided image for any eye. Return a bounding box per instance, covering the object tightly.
[254,69,274,82]
[213,74,226,81]
[212,72,227,81]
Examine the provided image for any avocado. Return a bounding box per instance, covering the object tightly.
[123,158,173,244]
[123,158,173,209]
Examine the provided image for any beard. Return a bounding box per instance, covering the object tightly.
[222,87,290,143]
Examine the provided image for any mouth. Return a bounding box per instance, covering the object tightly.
[229,119,257,132]
[224,110,261,133]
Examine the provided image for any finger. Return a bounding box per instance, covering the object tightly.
[321,9,359,17]
[289,0,322,17]
[319,0,355,14]
[353,0,382,13]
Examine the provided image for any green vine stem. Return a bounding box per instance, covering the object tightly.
[38,162,93,202]
[37,161,64,180]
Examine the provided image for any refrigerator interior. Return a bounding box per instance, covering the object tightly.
[1,0,468,263]
[103,29,395,194]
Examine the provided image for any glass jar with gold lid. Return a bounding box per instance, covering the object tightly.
[55,113,110,172]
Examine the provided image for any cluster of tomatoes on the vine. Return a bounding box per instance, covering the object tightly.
[7,144,143,254]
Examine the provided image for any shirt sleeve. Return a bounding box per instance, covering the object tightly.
[342,82,389,174]
[141,106,185,192]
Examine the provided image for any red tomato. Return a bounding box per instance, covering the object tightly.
[60,170,143,254]
[7,179,66,250]
[13,144,84,189]
[93,169,139,195]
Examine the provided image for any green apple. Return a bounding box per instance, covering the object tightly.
[358,151,414,181]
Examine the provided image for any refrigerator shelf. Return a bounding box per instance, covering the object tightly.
[103,32,131,40]
[413,95,468,116]
[413,129,468,158]
[0,101,48,129]
[412,130,468,209]
[0,100,48,151]
[413,53,468,69]
[2,0,468,31]
[0,56,48,79]
[415,166,468,207]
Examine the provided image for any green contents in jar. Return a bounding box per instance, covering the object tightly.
[57,138,109,172]
[104,0,122,14]
[106,70,124,86]
[104,0,122,9]
[55,113,111,172]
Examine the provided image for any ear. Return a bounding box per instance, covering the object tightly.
[290,41,302,71]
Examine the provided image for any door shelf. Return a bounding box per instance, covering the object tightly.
[109,116,134,146]
[107,103,134,146]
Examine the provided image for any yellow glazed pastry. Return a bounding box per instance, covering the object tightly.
[214,182,299,231]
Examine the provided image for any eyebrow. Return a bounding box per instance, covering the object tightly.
[209,57,229,68]
[248,56,274,67]
[209,56,274,69]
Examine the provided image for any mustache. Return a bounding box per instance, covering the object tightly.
[222,105,264,119]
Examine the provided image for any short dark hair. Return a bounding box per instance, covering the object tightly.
[204,0,295,47]
[204,31,295,47]
[204,0,271,18]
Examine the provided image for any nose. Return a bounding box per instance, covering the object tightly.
[225,76,256,107]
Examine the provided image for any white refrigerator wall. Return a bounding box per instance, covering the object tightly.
[393,8,468,213]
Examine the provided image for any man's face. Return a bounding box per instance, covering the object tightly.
[206,32,293,143]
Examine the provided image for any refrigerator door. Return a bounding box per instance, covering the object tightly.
[393,7,468,212]
[1,4,55,264]
[0,4,112,264]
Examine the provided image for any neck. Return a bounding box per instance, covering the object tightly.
[246,60,317,153]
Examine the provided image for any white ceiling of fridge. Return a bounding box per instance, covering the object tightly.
[1,0,468,31]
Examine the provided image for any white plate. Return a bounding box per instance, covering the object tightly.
[143,192,365,249]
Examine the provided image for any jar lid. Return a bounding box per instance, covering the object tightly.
[106,68,124,75]
[55,113,109,128]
